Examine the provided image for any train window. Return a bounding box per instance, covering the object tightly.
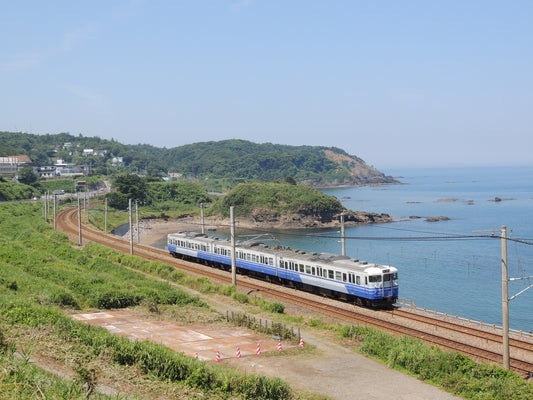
[392,273,398,280]
[335,271,341,281]
[383,274,391,282]
[323,269,328,278]
[342,273,347,282]
[369,275,382,283]
[312,267,316,275]
[299,264,304,272]
[328,270,334,279]
[269,257,273,265]
[356,276,361,285]
[305,265,311,274]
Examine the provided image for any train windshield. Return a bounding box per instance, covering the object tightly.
[368,275,381,283]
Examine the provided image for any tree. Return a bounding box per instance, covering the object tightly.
[110,174,148,204]
[18,164,38,186]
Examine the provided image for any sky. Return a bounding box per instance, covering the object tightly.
[2,1,532,168]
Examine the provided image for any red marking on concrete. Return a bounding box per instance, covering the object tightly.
[72,311,288,361]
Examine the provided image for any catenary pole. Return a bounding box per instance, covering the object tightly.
[230,206,236,286]
[77,194,82,246]
[53,194,57,230]
[200,203,205,234]
[104,198,108,234]
[474,226,510,370]
[501,226,510,370]
[136,201,139,243]
[129,199,134,255]
[340,213,346,256]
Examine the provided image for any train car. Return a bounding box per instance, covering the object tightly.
[168,231,398,308]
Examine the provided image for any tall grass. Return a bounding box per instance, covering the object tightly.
[339,324,533,400]
[0,203,294,399]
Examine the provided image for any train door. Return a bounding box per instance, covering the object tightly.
[383,273,393,297]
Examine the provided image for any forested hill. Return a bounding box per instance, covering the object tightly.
[0,132,396,187]
[160,140,396,186]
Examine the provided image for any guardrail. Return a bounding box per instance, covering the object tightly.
[396,298,533,339]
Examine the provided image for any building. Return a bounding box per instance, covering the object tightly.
[0,155,32,177]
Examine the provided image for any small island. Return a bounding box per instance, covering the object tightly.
[207,181,393,229]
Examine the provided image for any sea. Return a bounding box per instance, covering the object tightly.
[155,166,533,332]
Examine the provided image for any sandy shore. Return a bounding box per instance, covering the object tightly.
[136,217,210,246]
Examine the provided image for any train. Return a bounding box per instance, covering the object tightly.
[167,231,398,308]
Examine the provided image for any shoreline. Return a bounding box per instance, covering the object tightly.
[135,213,391,247]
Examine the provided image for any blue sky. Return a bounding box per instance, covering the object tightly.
[2,1,532,168]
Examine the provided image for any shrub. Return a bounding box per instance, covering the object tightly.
[49,291,80,309]
[93,290,143,309]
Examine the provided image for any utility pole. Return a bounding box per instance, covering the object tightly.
[230,206,236,286]
[136,201,140,244]
[474,226,510,369]
[501,226,510,370]
[340,213,346,256]
[129,199,133,255]
[104,198,108,234]
[77,194,82,246]
[200,203,205,234]
[44,192,48,222]
[53,194,57,230]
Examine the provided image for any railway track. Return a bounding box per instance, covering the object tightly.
[56,207,533,378]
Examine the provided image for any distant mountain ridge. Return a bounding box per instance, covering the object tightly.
[0,132,397,187]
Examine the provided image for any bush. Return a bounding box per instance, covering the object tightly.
[93,290,143,309]
[49,291,80,309]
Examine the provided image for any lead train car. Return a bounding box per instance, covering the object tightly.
[168,231,398,307]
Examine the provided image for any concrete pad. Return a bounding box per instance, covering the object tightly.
[72,310,290,362]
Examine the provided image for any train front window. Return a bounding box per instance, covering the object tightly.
[383,274,391,282]
[368,275,381,283]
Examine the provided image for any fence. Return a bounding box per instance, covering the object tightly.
[397,298,533,339]
[226,311,301,342]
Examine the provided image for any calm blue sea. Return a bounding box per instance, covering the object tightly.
[251,166,533,332]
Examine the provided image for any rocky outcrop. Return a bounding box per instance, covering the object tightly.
[235,209,392,229]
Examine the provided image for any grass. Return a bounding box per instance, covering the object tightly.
[337,324,533,400]
[0,202,296,400]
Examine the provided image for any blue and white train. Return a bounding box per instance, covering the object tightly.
[168,231,398,308]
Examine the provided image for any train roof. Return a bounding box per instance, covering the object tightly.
[167,231,396,274]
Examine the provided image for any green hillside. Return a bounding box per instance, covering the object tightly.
[0,132,396,188]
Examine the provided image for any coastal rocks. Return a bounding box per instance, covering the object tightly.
[241,209,393,229]
[424,216,451,222]
[409,215,451,222]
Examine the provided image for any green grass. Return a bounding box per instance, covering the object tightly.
[0,202,295,400]
[337,324,533,400]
